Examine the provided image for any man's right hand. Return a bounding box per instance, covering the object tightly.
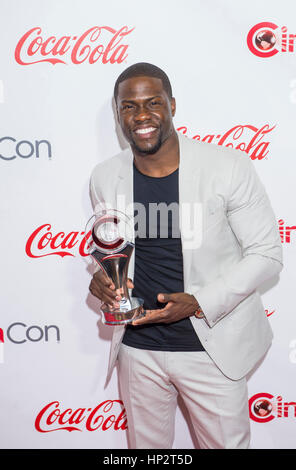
[89,269,134,308]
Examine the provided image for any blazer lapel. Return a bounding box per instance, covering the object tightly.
[178,132,200,292]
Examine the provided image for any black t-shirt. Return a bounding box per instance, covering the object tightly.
[121,162,204,351]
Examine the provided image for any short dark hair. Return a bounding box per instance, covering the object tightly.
[114,62,173,102]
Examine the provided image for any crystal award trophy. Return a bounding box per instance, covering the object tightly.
[86,209,145,325]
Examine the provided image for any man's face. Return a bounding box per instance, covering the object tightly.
[116,76,176,155]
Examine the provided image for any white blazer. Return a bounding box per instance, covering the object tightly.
[90,132,283,382]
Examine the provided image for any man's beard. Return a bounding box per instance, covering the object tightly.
[130,129,163,155]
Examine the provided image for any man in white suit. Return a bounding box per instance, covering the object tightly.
[89,63,283,449]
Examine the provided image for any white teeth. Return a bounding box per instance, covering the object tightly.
[135,127,156,134]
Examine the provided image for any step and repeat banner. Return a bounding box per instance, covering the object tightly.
[1,0,295,449]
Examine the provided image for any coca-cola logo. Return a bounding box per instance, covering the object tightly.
[25,224,92,258]
[249,393,296,423]
[247,22,295,57]
[35,400,127,432]
[265,309,275,317]
[177,123,275,160]
[25,218,288,261]
[0,328,4,364]
[15,26,134,66]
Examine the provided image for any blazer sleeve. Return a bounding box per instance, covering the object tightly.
[89,170,106,215]
[89,171,105,274]
[191,151,283,328]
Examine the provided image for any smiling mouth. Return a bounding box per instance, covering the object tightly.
[134,126,157,137]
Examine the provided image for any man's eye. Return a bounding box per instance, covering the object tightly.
[122,104,133,110]
[150,101,161,106]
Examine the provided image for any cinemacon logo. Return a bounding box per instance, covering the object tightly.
[249,393,296,422]
[15,26,134,66]
[0,136,51,160]
[0,329,3,364]
[0,323,60,345]
[247,21,296,57]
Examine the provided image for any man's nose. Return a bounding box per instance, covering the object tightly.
[134,105,151,121]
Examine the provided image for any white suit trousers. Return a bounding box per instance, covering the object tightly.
[117,343,250,449]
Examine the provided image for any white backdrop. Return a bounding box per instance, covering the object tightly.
[1,0,295,449]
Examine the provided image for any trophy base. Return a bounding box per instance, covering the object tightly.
[101,297,145,326]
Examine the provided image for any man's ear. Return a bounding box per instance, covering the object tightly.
[171,97,176,117]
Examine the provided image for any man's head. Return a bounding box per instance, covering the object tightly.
[114,62,176,155]
[114,62,173,102]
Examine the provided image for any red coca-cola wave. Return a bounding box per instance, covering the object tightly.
[25,223,92,258]
[35,400,128,432]
[15,26,134,66]
[177,123,275,160]
[265,309,275,317]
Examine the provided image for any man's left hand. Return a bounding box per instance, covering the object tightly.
[132,292,199,326]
